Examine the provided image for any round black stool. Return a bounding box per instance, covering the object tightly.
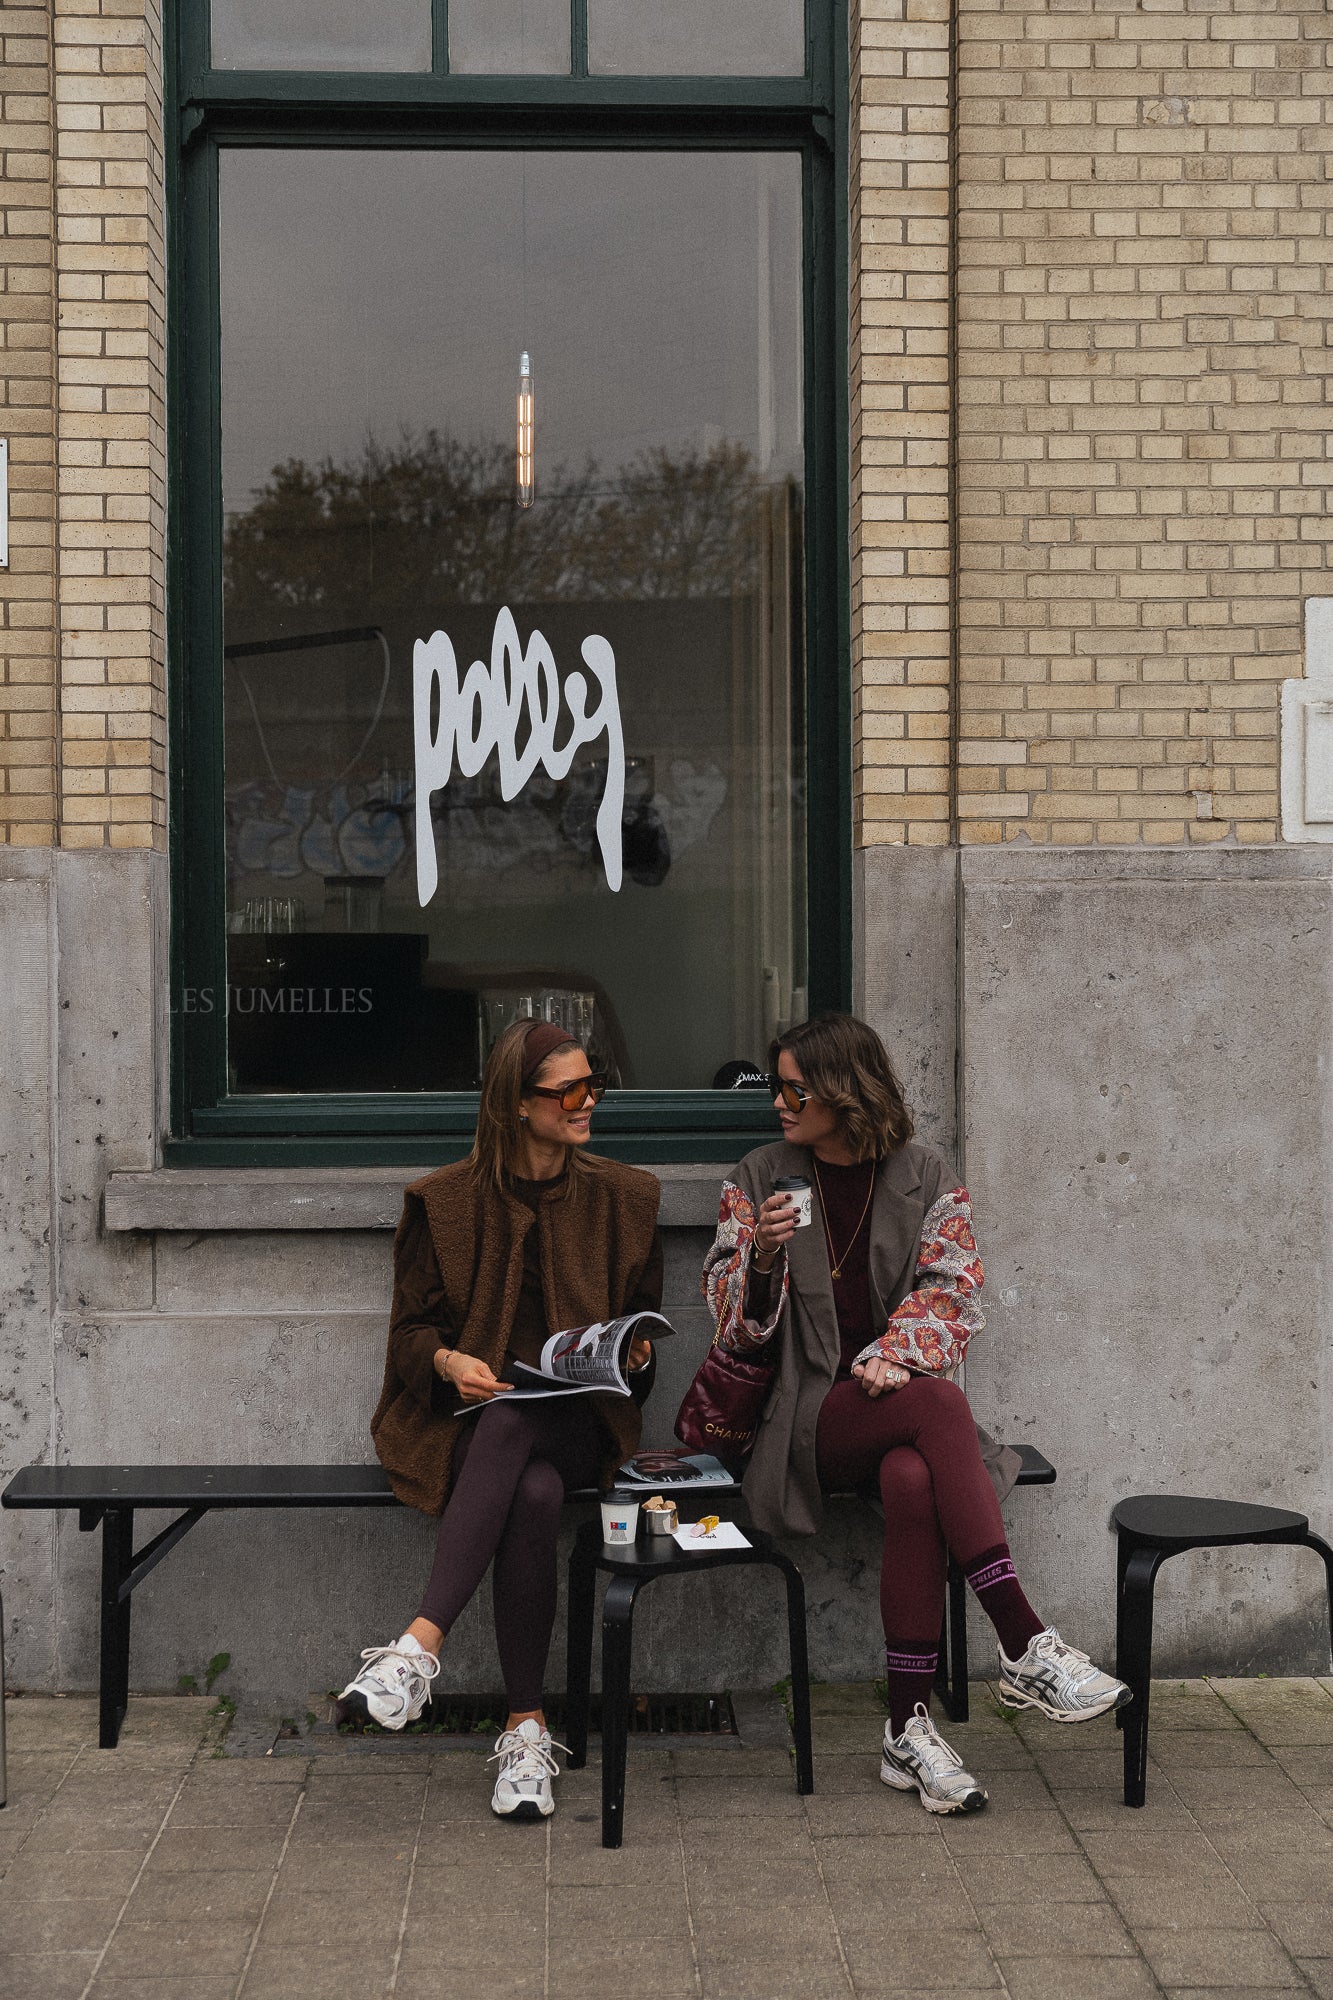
[1113,1494,1333,1807]
[563,1516,814,1847]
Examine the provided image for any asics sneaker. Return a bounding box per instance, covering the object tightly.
[336,1634,439,1731]
[880,1704,987,1815]
[489,1718,565,1821]
[997,1627,1131,1723]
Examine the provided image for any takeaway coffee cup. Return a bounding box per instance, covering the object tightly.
[773,1175,813,1228]
[600,1498,640,1546]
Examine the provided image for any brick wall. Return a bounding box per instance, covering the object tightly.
[955,0,1333,846]
[851,0,956,848]
[0,0,165,853]
[0,2,56,844]
[53,0,166,850]
[852,0,1333,850]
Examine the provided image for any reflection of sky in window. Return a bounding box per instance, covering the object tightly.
[219,150,804,518]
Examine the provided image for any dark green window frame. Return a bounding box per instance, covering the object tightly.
[166,0,850,1167]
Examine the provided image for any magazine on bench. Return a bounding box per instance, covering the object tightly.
[613,1449,738,1493]
[458,1311,675,1408]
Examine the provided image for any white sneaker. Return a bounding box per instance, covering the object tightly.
[997,1627,1131,1723]
[336,1634,439,1731]
[488,1718,565,1821]
[880,1704,987,1815]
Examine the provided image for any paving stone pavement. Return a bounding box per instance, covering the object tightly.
[1,1677,1332,2000]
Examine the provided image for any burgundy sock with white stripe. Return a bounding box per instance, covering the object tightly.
[963,1542,1043,1661]
[883,1640,940,1737]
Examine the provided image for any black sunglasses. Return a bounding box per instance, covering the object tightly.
[523,1071,609,1111]
[766,1073,812,1113]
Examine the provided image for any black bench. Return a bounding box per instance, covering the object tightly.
[1,1443,1054,1752]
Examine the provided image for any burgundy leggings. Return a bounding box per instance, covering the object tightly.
[816,1374,1006,1645]
[418,1397,605,1713]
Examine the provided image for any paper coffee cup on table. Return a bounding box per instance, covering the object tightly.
[600,1498,640,1545]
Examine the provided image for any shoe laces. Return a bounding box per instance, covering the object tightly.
[1031,1629,1096,1682]
[358,1644,441,1691]
[488,1724,568,1782]
[902,1704,964,1776]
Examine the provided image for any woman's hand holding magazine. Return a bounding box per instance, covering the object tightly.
[455,1311,674,1412]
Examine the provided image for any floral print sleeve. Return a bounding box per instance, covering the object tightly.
[702,1180,788,1354]
[852,1186,984,1377]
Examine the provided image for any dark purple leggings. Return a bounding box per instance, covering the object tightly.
[417,1396,605,1712]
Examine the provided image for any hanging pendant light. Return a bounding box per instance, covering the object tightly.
[517,351,535,509]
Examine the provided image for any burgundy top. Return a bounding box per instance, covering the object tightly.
[812,1158,878,1374]
[505,1169,567,1370]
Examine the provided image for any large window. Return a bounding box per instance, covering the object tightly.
[171,0,847,1161]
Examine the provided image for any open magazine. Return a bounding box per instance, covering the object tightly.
[458,1311,674,1408]
[613,1450,738,1493]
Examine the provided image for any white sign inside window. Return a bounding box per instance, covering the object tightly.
[413,607,625,902]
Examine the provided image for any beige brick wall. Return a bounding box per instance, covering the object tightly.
[0,2,57,844]
[0,0,165,852]
[955,0,1333,846]
[853,0,1333,850]
[851,0,956,848]
[54,0,166,850]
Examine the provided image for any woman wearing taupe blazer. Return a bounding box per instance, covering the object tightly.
[703,1012,1128,1815]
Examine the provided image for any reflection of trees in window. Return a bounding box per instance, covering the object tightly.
[223,431,768,628]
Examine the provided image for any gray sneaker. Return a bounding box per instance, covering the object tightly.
[881,1704,987,1815]
[997,1627,1131,1723]
[336,1637,439,1731]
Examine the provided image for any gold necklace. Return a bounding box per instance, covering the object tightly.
[812,1157,877,1281]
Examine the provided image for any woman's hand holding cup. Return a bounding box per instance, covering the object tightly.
[753,1191,799,1272]
[436,1348,512,1403]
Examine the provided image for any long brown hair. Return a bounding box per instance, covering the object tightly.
[769,1013,914,1164]
[467,1020,581,1191]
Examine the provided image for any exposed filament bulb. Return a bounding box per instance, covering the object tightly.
[517,351,535,510]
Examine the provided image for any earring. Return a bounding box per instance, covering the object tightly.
[520,1112,528,1122]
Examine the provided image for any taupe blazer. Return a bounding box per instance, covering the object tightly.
[704,1138,1020,1539]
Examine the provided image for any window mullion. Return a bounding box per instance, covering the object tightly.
[433,0,449,74]
[571,0,588,79]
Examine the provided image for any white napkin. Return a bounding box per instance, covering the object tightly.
[672,1521,751,1551]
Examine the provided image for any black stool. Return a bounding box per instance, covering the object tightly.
[564,1517,814,1847]
[1113,1494,1333,1807]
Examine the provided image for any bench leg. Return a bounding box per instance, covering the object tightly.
[767,1552,814,1796]
[99,1508,134,1750]
[1298,1531,1333,1669]
[933,1555,970,1725]
[564,1541,597,1771]
[1,1582,7,1809]
[599,1575,639,1849]
[1117,1542,1164,1808]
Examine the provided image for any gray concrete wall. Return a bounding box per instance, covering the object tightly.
[959,846,1333,1677]
[5,841,1332,1711]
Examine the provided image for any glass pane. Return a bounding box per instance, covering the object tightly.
[218,150,805,1093]
[449,0,569,74]
[212,0,431,72]
[588,0,804,75]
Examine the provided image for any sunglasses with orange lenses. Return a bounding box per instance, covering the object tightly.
[523,1071,609,1111]
[767,1073,812,1113]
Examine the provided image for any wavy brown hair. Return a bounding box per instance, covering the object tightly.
[769,1013,914,1164]
[467,1020,580,1192]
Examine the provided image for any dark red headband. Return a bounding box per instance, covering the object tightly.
[520,1021,579,1082]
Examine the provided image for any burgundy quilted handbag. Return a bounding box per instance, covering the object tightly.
[674,1337,777,1466]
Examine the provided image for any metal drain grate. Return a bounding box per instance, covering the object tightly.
[335,1690,737,1739]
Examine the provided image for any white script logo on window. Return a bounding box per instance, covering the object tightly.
[413,608,625,903]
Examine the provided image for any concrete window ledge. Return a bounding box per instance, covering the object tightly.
[103,1164,725,1234]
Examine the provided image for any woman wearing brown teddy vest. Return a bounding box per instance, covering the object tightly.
[338,1018,662,1821]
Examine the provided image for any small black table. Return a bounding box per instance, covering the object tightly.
[563,1516,814,1848]
[1113,1493,1333,1807]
